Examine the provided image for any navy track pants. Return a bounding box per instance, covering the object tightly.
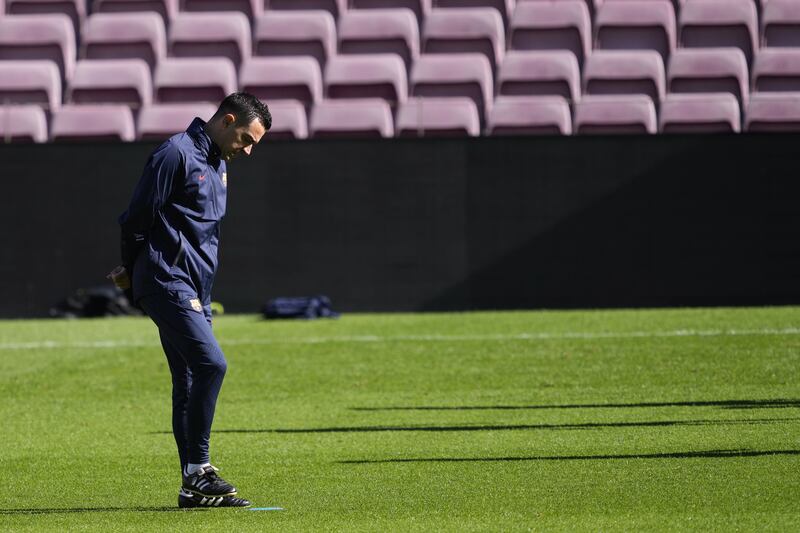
[140,293,227,467]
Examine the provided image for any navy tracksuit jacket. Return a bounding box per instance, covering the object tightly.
[118,118,229,466]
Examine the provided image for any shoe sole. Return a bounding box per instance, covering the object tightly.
[178,490,251,508]
[181,487,237,498]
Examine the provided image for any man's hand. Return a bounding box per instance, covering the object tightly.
[107,265,131,290]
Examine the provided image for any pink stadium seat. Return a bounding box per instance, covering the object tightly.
[679,0,758,66]
[659,92,740,133]
[169,12,251,68]
[668,48,749,109]
[239,57,322,110]
[338,9,420,71]
[410,53,493,123]
[51,104,136,142]
[573,94,657,134]
[7,0,85,37]
[325,54,408,105]
[137,102,217,140]
[0,14,76,83]
[67,59,152,106]
[0,61,61,110]
[434,0,515,28]
[753,48,800,93]
[180,0,262,20]
[745,92,800,132]
[762,0,800,47]
[348,0,431,28]
[422,8,505,73]
[595,0,676,64]
[265,0,347,20]
[254,11,336,70]
[310,99,394,138]
[155,57,237,103]
[81,13,167,73]
[509,1,591,67]
[497,50,580,103]
[92,0,178,26]
[487,95,572,136]
[396,96,480,137]
[0,105,49,143]
[261,99,308,140]
[583,50,666,105]
[519,0,600,18]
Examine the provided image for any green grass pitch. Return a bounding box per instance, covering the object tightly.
[1,307,799,532]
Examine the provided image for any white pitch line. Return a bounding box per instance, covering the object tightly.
[0,327,798,351]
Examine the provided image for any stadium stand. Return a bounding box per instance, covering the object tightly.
[154,57,237,103]
[136,101,216,140]
[422,8,505,74]
[678,0,758,66]
[761,0,800,48]
[324,54,408,105]
[573,94,657,134]
[583,50,666,106]
[396,96,480,137]
[509,0,591,67]
[497,50,580,103]
[752,48,800,92]
[745,92,800,132]
[410,53,493,124]
[91,0,178,26]
[265,0,346,20]
[0,60,62,110]
[0,14,76,83]
[659,92,741,133]
[253,10,336,70]
[594,0,676,64]
[487,95,573,135]
[667,48,750,110]
[6,0,85,37]
[0,104,49,143]
[180,0,261,20]
[338,9,420,72]
[348,0,431,29]
[260,99,308,139]
[50,103,136,141]
[169,12,251,68]
[239,56,322,111]
[67,59,152,106]
[310,98,394,138]
[81,12,167,73]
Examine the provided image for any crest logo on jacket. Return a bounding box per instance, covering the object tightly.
[190,299,202,312]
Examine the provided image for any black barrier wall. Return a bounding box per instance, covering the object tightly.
[1,134,798,317]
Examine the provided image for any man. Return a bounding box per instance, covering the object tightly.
[108,93,270,509]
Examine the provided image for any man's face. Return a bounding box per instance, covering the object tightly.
[218,113,267,161]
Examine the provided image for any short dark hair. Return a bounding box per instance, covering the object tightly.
[217,92,272,130]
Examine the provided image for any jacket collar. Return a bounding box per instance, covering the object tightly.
[187,117,222,161]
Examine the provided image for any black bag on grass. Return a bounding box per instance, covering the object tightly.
[262,295,339,319]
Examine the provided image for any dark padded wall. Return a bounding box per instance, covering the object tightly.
[1,134,798,317]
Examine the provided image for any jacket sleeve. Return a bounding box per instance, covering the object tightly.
[118,142,184,268]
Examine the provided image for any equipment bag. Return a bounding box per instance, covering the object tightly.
[262,295,339,319]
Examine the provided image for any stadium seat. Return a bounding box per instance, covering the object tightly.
[434,0,515,28]
[265,0,346,20]
[239,57,322,111]
[583,50,666,106]
[253,10,336,70]
[509,0,591,67]
[497,50,580,103]
[519,0,600,18]
[0,14,76,83]
[338,9,420,72]
[745,92,800,132]
[155,57,237,103]
[487,95,572,136]
[659,92,741,133]
[348,0,431,29]
[422,8,505,74]
[0,105,49,143]
[667,48,750,109]
[6,0,85,37]
[679,0,758,66]
[762,0,800,48]
[752,49,800,93]
[50,104,136,142]
[261,99,308,140]
[325,54,408,105]
[410,53,493,124]
[169,12,251,68]
[137,102,217,140]
[81,12,167,73]
[573,94,657,134]
[92,0,178,26]
[67,59,152,106]
[0,61,62,110]
[594,0,676,64]
[180,0,262,20]
[396,96,480,137]
[310,99,394,139]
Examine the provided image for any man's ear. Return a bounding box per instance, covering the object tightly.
[223,113,236,127]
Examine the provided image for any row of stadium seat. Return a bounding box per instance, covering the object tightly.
[2,91,797,143]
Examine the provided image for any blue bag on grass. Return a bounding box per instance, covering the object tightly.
[262,295,339,319]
